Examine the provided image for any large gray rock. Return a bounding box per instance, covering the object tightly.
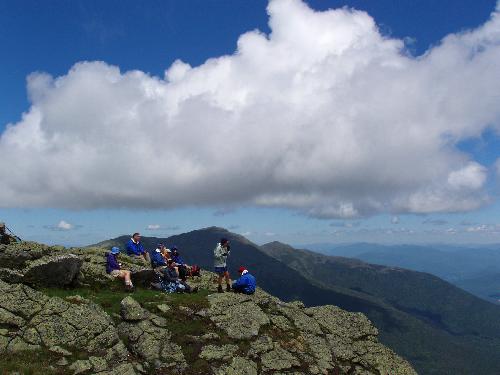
[207,293,269,339]
[121,296,147,321]
[118,299,186,372]
[199,344,238,362]
[130,269,157,288]
[0,279,128,373]
[305,305,416,375]
[0,241,51,269]
[214,357,258,375]
[260,344,300,371]
[23,254,82,287]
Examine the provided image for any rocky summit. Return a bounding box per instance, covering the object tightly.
[0,241,416,374]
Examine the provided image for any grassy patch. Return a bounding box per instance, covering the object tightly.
[0,350,66,375]
[42,287,168,316]
[163,289,211,310]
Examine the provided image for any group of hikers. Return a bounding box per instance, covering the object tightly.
[105,232,256,295]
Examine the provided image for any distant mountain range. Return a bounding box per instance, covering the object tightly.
[93,228,500,375]
[301,242,500,304]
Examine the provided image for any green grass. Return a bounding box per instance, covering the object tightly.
[0,350,65,375]
[42,285,211,316]
[42,286,169,316]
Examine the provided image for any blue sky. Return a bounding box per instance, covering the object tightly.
[1,0,500,246]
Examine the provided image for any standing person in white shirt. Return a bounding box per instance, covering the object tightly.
[214,238,231,293]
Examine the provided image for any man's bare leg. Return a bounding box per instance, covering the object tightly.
[224,271,231,291]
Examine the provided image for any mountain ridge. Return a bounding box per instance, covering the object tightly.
[0,238,415,375]
[94,228,500,375]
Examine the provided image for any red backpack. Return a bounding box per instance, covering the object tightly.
[190,265,201,277]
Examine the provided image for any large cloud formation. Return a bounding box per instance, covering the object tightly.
[1,0,500,218]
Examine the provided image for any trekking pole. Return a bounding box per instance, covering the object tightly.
[5,225,21,242]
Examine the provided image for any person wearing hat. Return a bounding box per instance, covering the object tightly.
[150,243,169,271]
[161,246,172,261]
[171,246,189,281]
[214,238,232,293]
[106,247,134,291]
[232,266,256,295]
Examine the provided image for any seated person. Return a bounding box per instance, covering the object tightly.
[106,247,134,291]
[232,266,256,295]
[161,246,172,261]
[170,246,189,281]
[126,232,150,263]
[150,243,168,270]
[161,259,197,293]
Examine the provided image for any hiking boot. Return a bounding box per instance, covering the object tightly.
[226,284,231,292]
[125,284,134,292]
[217,285,223,293]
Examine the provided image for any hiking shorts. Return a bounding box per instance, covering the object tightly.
[214,266,227,275]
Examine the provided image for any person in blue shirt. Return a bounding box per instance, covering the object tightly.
[170,246,189,281]
[232,266,256,295]
[126,232,150,263]
[106,247,133,291]
[150,243,169,270]
[170,246,184,265]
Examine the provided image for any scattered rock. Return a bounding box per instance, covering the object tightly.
[248,335,274,358]
[199,344,238,362]
[178,305,194,316]
[121,296,147,321]
[201,332,220,341]
[207,293,269,339]
[130,269,157,288]
[157,304,171,313]
[55,357,69,366]
[69,359,92,374]
[270,314,292,331]
[119,313,187,371]
[214,357,258,375]
[49,345,72,356]
[277,302,323,335]
[261,345,300,371]
[0,268,24,283]
[23,254,82,287]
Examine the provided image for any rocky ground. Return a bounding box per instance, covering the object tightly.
[0,241,417,374]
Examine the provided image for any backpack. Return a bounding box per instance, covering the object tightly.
[190,265,201,277]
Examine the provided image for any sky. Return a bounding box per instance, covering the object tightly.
[1,0,500,247]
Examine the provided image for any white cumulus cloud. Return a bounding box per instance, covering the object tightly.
[1,0,500,218]
[57,220,74,230]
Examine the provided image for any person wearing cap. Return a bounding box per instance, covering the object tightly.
[170,246,185,265]
[161,247,172,261]
[125,232,150,263]
[150,243,168,270]
[171,246,189,281]
[106,247,134,291]
[232,266,256,295]
[214,238,231,293]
